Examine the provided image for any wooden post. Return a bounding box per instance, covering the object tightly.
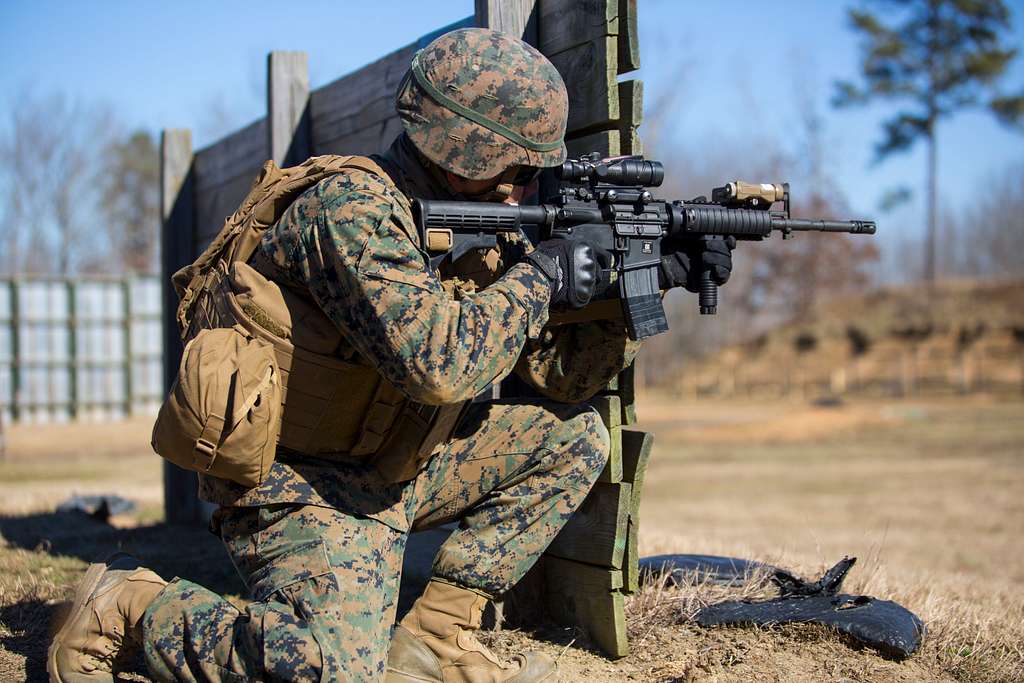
[620,429,653,594]
[267,51,311,167]
[528,0,644,659]
[160,129,205,525]
[476,0,538,42]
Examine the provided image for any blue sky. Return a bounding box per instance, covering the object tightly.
[1,0,1022,254]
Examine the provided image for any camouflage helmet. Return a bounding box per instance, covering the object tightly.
[396,27,569,180]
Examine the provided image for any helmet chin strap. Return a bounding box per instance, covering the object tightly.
[452,167,519,203]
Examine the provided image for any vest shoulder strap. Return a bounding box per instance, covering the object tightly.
[174,154,390,337]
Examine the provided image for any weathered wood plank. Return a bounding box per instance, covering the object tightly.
[192,124,266,246]
[620,126,642,156]
[620,429,653,593]
[477,0,538,43]
[547,481,631,568]
[310,45,414,156]
[159,129,193,394]
[545,556,628,658]
[547,35,619,134]
[617,0,639,73]
[538,0,618,55]
[589,394,622,482]
[623,516,640,595]
[193,118,266,194]
[621,430,652,513]
[160,129,205,526]
[566,128,620,158]
[617,79,643,155]
[195,172,258,249]
[617,80,643,129]
[268,51,311,167]
[315,115,405,158]
[617,360,637,424]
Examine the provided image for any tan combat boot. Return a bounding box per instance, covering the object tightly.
[386,579,555,683]
[48,553,167,683]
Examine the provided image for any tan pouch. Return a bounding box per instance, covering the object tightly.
[151,326,281,487]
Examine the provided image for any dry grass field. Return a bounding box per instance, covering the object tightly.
[1,394,1021,682]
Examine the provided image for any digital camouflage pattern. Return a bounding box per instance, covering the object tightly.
[198,134,642,516]
[397,28,568,180]
[142,41,636,676]
[143,399,609,682]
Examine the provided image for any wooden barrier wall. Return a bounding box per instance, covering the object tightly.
[161,0,644,658]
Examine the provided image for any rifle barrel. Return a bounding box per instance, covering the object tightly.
[776,218,876,234]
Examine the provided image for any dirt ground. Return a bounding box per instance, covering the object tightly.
[1,394,1021,682]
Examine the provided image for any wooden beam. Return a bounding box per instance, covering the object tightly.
[566,129,620,158]
[538,0,618,55]
[193,119,267,193]
[547,481,631,568]
[617,360,638,425]
[194,173,262,249]
[617,79,643,155]
[193,119,267,245]
[617,0,640,73]
[620,429,654,593]
[476,0,538,43]
[159,129,192,396]
[310,45,414,156]
[589,394,622,482]
[547,35,619,134]
[544,556,628,658]
[267,51,311,167]
[159,129,205,526]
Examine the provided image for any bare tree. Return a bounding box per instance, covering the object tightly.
[751,73,880,321]
[957,162,1024,278]
[100,131,159,273]
[0,92,114,275]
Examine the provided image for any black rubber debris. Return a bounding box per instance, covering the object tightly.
[640,554,926,660]
[56,494,137,522]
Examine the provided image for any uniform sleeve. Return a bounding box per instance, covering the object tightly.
[268,172,552,406]
[513,320,643,403]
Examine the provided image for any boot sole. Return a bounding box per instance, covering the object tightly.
[46,552,133,683]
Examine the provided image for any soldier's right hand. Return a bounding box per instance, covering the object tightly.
[524,239,604,309]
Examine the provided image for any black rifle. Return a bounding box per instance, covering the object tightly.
[414,153,876,341]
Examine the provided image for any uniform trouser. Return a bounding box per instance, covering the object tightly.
[142,400,609,682]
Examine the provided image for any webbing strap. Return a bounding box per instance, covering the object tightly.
[230,366,276,430]
[194,412,225,471]
[410,51,562,153]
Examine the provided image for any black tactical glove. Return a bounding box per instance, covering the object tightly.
[658,235,736,292]
[525,239,606,309]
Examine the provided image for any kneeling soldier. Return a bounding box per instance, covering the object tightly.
[50,28,662,683]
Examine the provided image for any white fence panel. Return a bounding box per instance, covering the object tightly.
[0,276,163,424]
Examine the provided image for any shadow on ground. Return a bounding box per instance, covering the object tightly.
[0,511,243,593]
[0,513,603,681]
[0,511,243,682]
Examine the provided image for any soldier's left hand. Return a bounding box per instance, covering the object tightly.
[658,235,736,292]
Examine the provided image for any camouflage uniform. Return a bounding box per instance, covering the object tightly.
[141,28,642,683]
